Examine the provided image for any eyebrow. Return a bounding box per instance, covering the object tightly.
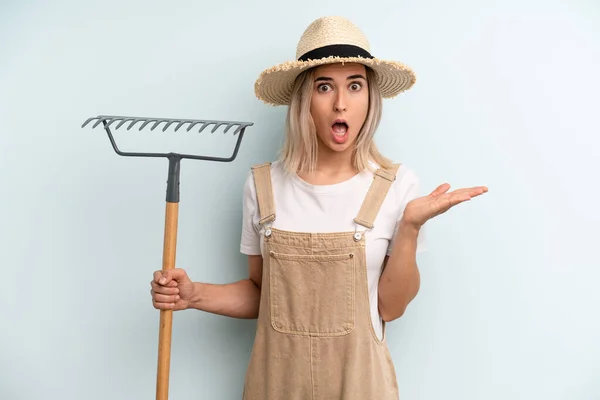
[347,74,367,80]
[314,74,367,82]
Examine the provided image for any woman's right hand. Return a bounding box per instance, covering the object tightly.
[150,268,195,311]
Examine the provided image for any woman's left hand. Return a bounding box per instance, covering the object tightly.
[402,183,488,229]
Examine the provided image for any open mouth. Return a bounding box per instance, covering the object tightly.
[332,120,348,137]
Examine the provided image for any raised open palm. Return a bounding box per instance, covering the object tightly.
[403,183,488,228]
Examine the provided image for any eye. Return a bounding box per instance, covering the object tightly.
[317,83,332,92]
[349,82,362,91]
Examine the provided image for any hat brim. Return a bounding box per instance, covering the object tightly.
[254,56,416,106]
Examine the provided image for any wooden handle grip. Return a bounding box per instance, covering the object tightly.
[156,202,179,400]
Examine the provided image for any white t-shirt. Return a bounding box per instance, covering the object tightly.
[240,160,427,340]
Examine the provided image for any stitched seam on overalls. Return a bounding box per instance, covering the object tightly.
[269,251,356,336]
[310,335,315,400]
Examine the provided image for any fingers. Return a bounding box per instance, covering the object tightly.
[150,279,179,295]
[429,183,451,197]
[462,186,488,196]
[151,289,180,304]
[447,186,488,199]
[438,186,488,209]
[151,270,177,307]
[417,183,488,223]
[151,269,187,310]
[430,183,488,205]
[152,297,176,310]
[449,192,473,205]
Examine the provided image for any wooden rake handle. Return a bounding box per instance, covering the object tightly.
[157,201,178,400]
[156,157,181,400]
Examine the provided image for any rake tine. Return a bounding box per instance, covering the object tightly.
[92,117,107,129]
[174,121,191,132]
[151,120,165,131]
[127,118,144,130]
[198,122,212,133]
[140,119,158,130]
[115,118,135,130]
[127,118,141,130]
[223,123,236,134]
[81,116,98,128]
[105,117,123,129]
[186,121,202,132]
[162,120,180,132]
[233,124,247,135]
[211,122,228,133]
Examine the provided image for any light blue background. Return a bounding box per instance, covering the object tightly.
[1,0,599,399]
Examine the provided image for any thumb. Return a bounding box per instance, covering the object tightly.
[158,269,187,285]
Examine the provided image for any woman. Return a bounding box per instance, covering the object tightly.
[150,16,487,399]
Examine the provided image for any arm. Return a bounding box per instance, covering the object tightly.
[188,255,263,319]
[151,255,263,318]
[152,171,271,319]
[377,219,421,322]
[378,180,488,323]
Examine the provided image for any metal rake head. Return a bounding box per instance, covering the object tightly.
[81,114,254,162]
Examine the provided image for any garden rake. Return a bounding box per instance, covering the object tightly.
[82,114,254,400]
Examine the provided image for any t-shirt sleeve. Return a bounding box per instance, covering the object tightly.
[386,167,428,256]
[240,171,262,255]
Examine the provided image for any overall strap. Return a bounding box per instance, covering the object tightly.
[251,162,276,225]
[353,163,401,229]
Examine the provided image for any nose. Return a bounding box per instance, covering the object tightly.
[334,91,347,112]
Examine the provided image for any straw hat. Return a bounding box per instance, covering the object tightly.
[254,16,416,106]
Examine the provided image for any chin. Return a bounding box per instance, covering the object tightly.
[322,138,356,153]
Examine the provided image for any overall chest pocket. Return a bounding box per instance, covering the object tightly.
[268,251,356,337]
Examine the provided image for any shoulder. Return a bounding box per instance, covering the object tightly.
[391,164,422,217]
[394,163,420,188]
[243,160,287,199]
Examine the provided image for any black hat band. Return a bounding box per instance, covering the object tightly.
[298,44,373,61]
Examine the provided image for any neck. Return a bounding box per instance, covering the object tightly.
[298,145,358,185]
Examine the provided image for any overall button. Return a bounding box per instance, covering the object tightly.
[265,229,272,237]
[353,232,362,241]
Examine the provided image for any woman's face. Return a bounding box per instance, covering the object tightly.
[309,63,369,154]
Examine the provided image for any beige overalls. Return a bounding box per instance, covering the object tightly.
[243,162,402,400]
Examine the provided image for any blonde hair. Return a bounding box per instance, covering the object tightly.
[279,65,393,175]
